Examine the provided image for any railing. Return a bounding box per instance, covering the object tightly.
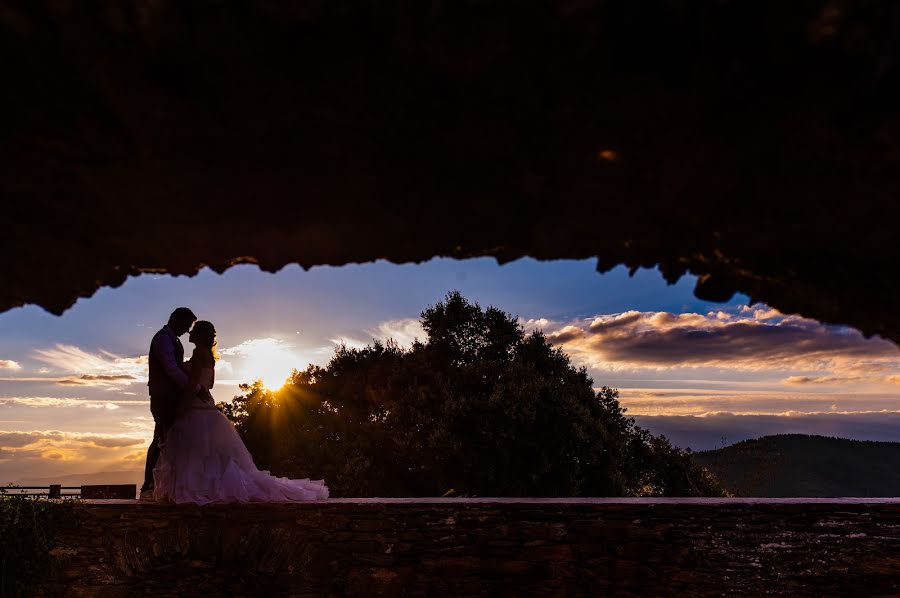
[2,484,137,499]
[3,485,81,498]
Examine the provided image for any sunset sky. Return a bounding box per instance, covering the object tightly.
[1,258,898,484]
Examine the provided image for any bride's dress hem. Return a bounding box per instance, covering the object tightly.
[152,369,328,505]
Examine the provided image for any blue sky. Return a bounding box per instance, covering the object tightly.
[1,258,898,483]
[0,258,716,351]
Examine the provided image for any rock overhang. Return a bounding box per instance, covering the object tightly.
[1,1,898,343]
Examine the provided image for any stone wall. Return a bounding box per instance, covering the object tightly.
[38,498,900,597]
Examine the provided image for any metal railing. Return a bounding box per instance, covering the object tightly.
[2,485,82,498]
[3,483,140,499]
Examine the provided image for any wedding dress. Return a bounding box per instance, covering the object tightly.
[152,366,328,504]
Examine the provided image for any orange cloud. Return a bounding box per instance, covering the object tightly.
[0,430,149,481]
[0,360,21,370]
[121,450,146,462]
[782,376,868,385]
[539,307,898,375]
[0,396,134,409]
[0,430,146,451]
[56,374,137,387]
[617,388,900,416]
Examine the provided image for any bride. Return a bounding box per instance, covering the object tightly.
[153,321,328,504]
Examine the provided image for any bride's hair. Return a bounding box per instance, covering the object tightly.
[191,320,219,362]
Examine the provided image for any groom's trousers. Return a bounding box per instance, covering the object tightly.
[142,395,178,492]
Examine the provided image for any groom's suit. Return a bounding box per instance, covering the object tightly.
[142,325,190,492]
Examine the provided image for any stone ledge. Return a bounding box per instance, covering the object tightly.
[38,499,900,597]
[87,496,900,505]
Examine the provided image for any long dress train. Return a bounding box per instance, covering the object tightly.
[152,367,328,504]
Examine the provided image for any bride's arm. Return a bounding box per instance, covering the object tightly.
[191,349,215,401]
[181,351,206,402]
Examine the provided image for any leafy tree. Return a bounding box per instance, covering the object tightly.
[220,291,725,497]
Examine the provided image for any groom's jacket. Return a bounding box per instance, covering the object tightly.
[148,327,188,409]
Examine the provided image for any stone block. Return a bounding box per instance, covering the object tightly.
[80,485,136,499]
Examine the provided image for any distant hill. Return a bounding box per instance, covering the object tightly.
[694,434,900,497]
[11,470,141,488]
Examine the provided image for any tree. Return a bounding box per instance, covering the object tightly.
[220,291,725,497]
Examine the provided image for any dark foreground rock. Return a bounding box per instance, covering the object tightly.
[2,2,900,342]
[36,498,900,597]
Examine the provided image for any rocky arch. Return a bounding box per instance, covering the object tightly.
[2,1,898,342]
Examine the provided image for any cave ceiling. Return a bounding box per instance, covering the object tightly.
[1,1,899,343]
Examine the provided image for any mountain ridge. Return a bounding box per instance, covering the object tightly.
[694,434,900,497]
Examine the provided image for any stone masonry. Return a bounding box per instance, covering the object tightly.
[36,498,900,597]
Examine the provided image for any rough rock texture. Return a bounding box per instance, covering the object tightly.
[37,499,900,597]
[2,1,899,341]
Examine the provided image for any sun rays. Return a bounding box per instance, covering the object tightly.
[220,337,304,390]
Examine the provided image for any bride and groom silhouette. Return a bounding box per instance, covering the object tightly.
[140,307,328,504]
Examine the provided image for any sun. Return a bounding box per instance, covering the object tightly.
[227,338,302,390]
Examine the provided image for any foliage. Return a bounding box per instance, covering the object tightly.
[591,388,723,496]
[0,491,77,597]
[221,291,725,497]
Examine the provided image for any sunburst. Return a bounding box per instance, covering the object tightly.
[226,338,302,390]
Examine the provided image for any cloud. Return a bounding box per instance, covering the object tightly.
[121,449,146,461]
[369,318,426,347]
[521,317,552,332]
[0,448,45,460]
[328,337,369,350]
[0,431,60,448]
[79,435,145,448]
[0,430,151,481]
[0,430,146,451]
[541,307,899,375]
[56,374,138,387]
[220,338,290,357]
[0,360,21,370]
[0,430,149,474]
[119,417,154,433]
[329,318,427,353]
[31,344,147,382]
[782,375,868,385]
[0,396,135,409]
[616,387,900,417]
[544,325,585,344]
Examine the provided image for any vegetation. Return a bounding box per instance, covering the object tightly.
[220,292,725,497]
[0,491,77,597]
[695,434,900,497]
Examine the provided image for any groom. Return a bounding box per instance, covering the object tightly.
[140,307,197,499]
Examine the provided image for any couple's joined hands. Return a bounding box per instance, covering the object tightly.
[179,385,212,406]
[175,387,213,416]
[196,387,213,403]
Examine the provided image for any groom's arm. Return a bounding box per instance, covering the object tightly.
[151,335,190,389]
